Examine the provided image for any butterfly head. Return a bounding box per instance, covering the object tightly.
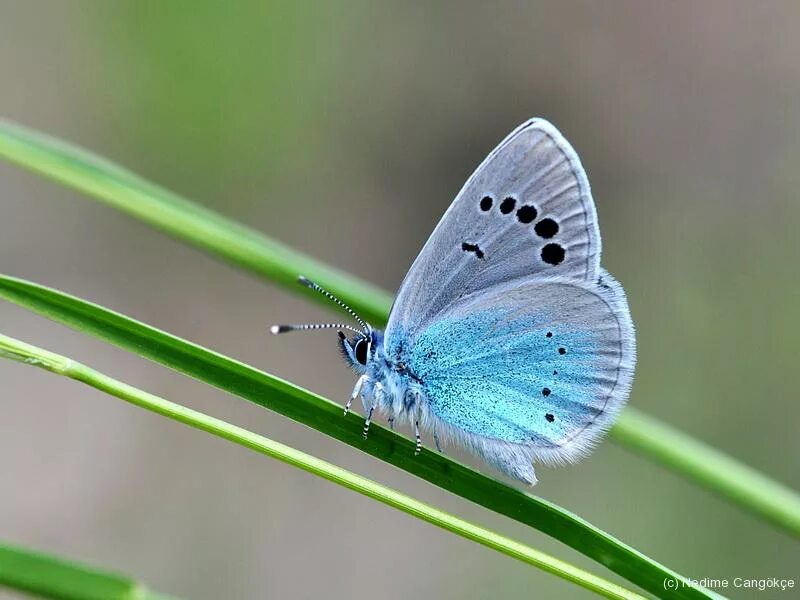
[337,328,381,373]
[271,276,380,373]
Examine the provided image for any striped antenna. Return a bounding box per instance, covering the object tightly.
[297,276,370,334]
[270,322,363,336]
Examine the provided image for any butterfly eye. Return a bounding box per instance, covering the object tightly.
[354,338,369,365]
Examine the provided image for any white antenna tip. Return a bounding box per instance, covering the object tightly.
[270,325,281,335]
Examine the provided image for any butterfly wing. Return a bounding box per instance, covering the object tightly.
[382,118,634,483]
[404,272,635,484]
[386,118,601,342]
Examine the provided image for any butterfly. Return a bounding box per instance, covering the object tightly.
[272,118,636,485]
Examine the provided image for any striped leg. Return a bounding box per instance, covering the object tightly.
[362,406,374,440]
[414,403,422,456]
[362,383,382,440]
[345,374,367,416]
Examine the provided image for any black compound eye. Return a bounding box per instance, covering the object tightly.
[354,338,369,365]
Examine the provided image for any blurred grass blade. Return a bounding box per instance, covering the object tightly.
[0,275,713,600]
[0,541,174,600]
[0,334,650,600]
[1,122,798,543]
[613,410,800,537]
[0,120,390,325]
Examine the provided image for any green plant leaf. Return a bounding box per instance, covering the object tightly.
[1,120,799,542]
[0,333,649,600]
[613,409,800,539]
[0,119,391,325]
[0,541,174,600]
[0,275,715,600]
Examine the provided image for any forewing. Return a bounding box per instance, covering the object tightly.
[386,119,601,343]
[405,273,635,466]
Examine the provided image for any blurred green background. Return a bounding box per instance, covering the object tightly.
[1,2,798,599]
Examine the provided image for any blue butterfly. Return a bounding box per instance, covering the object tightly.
[272,119,636,485]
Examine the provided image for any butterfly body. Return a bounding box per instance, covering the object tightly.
[279,118,636,485]
[340,328,421,421]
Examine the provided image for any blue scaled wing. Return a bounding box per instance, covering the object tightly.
[398,273,635,484]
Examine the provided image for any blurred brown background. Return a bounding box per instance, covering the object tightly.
[1,2,798,599]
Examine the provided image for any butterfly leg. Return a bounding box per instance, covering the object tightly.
[388,417,395,430]
[362,406,374,440]
[433,429,442,453]
[362,383,383,440]
[345,374,367,416]
[414,402,423,456]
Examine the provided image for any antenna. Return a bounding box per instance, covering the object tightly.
[270,322,363,336]
[297,276,370,333]
[269,276,371,337]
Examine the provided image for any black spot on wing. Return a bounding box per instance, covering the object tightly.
[499,197,516,214]
[461,242,485,259]
[516,205,537,223]
[535,218,559,239]
[541,243,565,265]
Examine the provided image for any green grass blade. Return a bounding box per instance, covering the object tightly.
[0,121,798,542]
[0,541,173,600]
[0,334,650,600]
[614,409,800,537]
[0,275,714,600]
[0,120,390,325]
